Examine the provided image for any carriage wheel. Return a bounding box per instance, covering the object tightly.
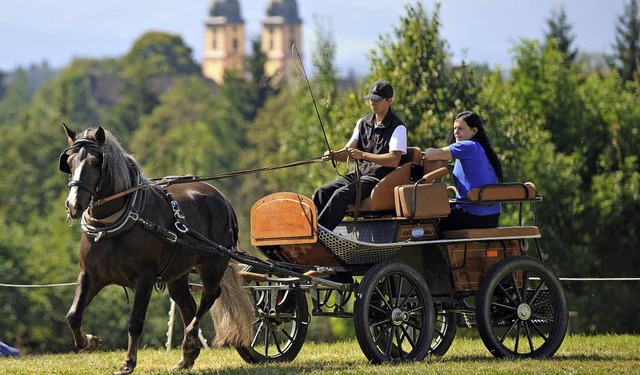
[475,256,568,359]
[354,259,434,363]
[427,309,457,356]
[235,268,309,363]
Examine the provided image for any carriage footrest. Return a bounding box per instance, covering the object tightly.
[443,226,540,239]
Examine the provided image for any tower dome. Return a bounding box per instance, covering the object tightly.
[265,0,301,24]
[208,0,243,23]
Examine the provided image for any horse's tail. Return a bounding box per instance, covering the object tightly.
[211,260,254,347]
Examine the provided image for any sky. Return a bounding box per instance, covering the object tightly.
[0,0,629,76]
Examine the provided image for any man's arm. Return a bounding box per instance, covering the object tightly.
[347,149,403,167]
[322,138,358,162]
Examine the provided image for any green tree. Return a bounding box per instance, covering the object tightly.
[0,69,30,127]
[612,0,640,82]
[106,31,200,141]
[368,2,480,148]
[130,75,234,178]
[545,7,578,65]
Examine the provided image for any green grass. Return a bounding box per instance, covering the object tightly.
[2,335,639,374]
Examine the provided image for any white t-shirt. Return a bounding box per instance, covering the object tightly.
[349,123,407,154]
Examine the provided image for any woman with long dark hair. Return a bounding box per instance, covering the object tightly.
[424,111,504,231]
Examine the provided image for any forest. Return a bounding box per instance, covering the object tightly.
[0,1,639,353]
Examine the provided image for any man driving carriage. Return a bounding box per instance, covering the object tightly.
[312,80,407,231]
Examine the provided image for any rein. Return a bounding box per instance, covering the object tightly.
[93,153,331,206]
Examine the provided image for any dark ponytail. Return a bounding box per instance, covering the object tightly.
[448,111,504,182]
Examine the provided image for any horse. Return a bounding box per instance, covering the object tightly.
[59,125,254,375]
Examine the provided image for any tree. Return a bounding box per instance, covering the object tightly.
[106,31,201,141]
[0,69,30,127]
[612,0,640,82]
[368,2,480,148]
[218,37,279,134]
[129,76,235,178]
[544,7,578,65]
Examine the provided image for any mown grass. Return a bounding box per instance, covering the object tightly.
[2,334,639,374]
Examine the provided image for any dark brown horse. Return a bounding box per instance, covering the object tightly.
[59,125,253,375]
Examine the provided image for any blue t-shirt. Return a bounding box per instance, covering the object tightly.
[449,140,501,216]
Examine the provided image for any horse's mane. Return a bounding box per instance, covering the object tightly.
[98,128,146,192]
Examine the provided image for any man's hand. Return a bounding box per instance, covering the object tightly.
[347,147,365,160]
[322,150,334,161]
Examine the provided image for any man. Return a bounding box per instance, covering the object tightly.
[313,80,407,231]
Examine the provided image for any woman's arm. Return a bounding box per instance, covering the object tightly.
[424,146,452,161]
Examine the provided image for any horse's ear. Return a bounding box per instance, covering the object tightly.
[95,127,106,144]
[63,123,76,145]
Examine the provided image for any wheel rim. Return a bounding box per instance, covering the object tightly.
[249,288,304,358]
[366,272,430,361]
[484,264,565,356]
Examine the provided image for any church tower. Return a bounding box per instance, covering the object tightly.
[202,0,246,83]
[261,0,303,83]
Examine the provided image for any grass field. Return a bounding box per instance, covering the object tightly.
[1,334,639,374]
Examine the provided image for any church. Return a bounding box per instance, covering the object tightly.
[202,0,303,84]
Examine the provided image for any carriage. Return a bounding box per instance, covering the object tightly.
[235,146,568,363]
[59,127,567,373]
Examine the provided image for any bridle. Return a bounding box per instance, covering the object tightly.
[59,136,107,204]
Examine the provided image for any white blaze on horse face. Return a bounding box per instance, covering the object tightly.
[67,158,86,211]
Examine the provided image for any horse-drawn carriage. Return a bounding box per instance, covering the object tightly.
[239,146,568,363]
[59,126,567,374]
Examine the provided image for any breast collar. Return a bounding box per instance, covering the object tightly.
[80,172,146,242]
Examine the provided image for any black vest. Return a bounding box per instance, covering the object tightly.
[356,109,404,179]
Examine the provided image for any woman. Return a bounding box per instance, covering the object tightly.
[424,111,504,231]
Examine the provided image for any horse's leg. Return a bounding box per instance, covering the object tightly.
[177,264,225,364]
[66,271,104,352]
[168,274,201,371]
[114,280,153,375]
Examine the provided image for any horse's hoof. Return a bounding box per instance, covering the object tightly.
[83,334,101,352]
[172,359,194,371]
[114,360,136,375]
[113,365,133,375]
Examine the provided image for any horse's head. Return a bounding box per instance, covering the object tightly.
[60,124,108,219]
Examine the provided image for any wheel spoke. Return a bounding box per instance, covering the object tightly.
[385,326,395,358]
[270,329,283,354]
[404,318,424,331]
[399,284,417,310]
[250,320,265,347]
[400,324,417,349]
[527,319,550,340]
[281,326,294,342]
[395,275,404,307]
[528,281,546,305]
[369,302,389,316]
[497,282,518,306]
[524,321,535,353]
[510,272,524,303]
[373,323,392,343]
[375,284,393,311]
[498,319,518,343]
[263,323,270,356]
[514,320,522,353]
[370,317,392,329]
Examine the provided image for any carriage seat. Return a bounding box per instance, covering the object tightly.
[394,166,451,219]
[346,147,442,213]
[466,182,539,202]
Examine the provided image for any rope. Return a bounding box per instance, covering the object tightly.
[3,277,640,289]
[0,282,76,288]
[559,277,640,281]
[94,154,329,206]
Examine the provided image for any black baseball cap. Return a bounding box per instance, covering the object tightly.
[364,80,393,100]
